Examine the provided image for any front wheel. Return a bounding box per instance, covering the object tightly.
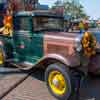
[45,63,71,100]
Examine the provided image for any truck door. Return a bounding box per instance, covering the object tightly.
[13,16,33,62]
[28,16,44,62]
[30,32,43,60]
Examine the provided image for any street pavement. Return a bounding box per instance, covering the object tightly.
[0,66,56,100]
[0,66,100,100]
[2,74,57,100]
[0,66,29,99]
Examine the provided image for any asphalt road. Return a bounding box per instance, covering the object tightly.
[0,66,100,100]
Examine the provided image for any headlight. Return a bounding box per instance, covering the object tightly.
[75,34,82,52]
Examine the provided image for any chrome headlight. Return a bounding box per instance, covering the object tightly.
[74,34,83,52]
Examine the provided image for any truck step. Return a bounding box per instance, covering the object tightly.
[5,59,19,63]
[5,59,15,62]
[9,62,34,70]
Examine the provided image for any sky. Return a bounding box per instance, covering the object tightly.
[39,0,100,19]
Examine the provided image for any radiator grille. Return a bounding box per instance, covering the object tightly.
[47,44,68,57]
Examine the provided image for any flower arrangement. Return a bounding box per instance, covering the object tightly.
[0,15,13,36]
[81,32,96,57]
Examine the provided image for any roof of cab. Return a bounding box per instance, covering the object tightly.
[14,10,64,18]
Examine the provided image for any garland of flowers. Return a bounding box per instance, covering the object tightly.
[3,16,12,36]
[81,32,96,57]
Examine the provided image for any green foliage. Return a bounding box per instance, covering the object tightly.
[52,0,88,19]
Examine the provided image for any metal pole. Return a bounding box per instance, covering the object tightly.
[72,0,74,20]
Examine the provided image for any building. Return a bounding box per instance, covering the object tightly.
[6,0,39,13]
[51,6,64,16]
[37,4,49,10]
[0,0,39,27]
[0,0,7,27]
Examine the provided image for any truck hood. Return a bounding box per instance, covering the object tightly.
[44,32,78,41]
[44,31,100,50]
[45,31,100,43]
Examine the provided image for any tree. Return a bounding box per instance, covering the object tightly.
[53,0,63,6]
[52,0,88,19]
[64,0,88,19]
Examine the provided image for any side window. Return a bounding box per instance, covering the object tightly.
[32,17,48,31]
[13,16,32,31]
[32,16,64,31]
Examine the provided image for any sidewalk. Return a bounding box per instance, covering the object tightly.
[2,76,57,100]
[0,66,29,99]
[2,68,57,100]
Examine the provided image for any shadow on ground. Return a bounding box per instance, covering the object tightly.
[30,68,100,100]
[1,65,100,100]
[30,68,45,81]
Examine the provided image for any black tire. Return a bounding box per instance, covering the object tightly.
[0,45,6,67]
[45,63,72,100]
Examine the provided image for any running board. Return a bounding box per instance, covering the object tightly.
[9,62,34,70]
[5,59,15,62]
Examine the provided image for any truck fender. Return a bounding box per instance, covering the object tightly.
[40,54,80,68]
[0,40,6,61]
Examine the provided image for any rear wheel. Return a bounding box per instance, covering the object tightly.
[45,63,71,100]
[0,46,5,67]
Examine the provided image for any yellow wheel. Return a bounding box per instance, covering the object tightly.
[48,70,66,95]
[45,63,71,100]
[0,48,4,65]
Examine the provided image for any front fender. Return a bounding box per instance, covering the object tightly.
[41,54,80,68]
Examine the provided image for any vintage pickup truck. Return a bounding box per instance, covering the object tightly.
[0,11,100,100]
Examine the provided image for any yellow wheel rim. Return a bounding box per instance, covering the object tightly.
[48,70,67,95]
[0,49,3,64]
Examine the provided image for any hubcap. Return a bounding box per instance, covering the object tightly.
[0,49,3,64]
[48,70,67,95]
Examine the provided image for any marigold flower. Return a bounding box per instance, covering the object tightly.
[81,32,96,57]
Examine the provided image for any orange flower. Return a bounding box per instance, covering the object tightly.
[3,16,12,25]
[81,32,96,57]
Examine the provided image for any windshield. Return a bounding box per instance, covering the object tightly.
[33,17,64,31]
[13,16,31,31]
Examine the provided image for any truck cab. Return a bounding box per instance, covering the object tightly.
[0,11,64,68]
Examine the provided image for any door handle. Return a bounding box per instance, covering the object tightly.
[30,37,32,39]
